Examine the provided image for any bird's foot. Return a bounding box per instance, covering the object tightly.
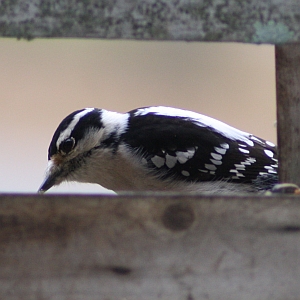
[266,183,300,195]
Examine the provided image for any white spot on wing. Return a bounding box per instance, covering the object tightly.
[230,168,245,178]
[165,154,177,168]
[239,148,250,154]
[205,164,217,171]
[210,159,222,165]
[250,136,265,145]
[247,157,256,163]
[264,166,274,170]
[189,148,196,155]
[176,151,190,164]
[214,147,227,155]
[220,143,230,149]
[181,170,190,176]
[151,156,165,168]
[238,157,256,169]
[245,140,254,147]
[211,153,222,160]
[266,141,276,147]
[234,164,246,170]
[259,172,269,176]
[264,149,274,158]
[236,173,245,177]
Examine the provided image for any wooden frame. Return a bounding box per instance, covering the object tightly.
[1,1,300,299]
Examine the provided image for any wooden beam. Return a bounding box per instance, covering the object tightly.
[1,193,300,299]
[0,0,299,43]
[275,44,300,185]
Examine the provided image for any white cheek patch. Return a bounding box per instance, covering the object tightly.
[75,128,105,153]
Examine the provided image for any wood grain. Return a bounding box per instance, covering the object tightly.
[0,0,299,43]
[1,193,300,299]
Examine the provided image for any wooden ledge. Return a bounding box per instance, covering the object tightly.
[1,193,300,299]
[1,0,300,43]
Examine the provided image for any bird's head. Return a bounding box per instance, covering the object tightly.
[38,107,128,193]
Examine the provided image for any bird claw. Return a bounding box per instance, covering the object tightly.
[266,183,300,195]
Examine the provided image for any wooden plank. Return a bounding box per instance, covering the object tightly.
[275,44,300,185]
[1,193,300,300]
[0,0,299,43]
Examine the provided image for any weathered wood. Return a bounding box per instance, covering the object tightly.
[0,0,299,43]
[1,193,300,300]
[275,44,300,185]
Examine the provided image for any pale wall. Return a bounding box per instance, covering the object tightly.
[0,39,276,193]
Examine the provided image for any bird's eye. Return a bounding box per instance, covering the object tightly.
[59,137,75,155]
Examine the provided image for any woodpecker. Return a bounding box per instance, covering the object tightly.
[39,106,278,194]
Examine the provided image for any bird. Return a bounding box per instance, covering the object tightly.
[38,106,279,194]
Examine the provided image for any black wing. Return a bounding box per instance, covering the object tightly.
[121,111,278,186]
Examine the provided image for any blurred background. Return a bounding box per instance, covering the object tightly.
[0,39,276,194]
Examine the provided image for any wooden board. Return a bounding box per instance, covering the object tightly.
[1,193,300,299]
[276,44,300,185]
[0,0,299,43]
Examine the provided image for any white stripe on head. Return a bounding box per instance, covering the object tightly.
[75,110,129,152]
[134,106,256,144]
[56,108,94,149]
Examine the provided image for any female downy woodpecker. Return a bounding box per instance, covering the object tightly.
[39,106,278,194]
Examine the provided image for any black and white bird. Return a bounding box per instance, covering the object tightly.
[39,106,278,194]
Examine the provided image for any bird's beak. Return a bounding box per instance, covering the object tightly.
[38,160,62,193]
[38,174,57,193]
